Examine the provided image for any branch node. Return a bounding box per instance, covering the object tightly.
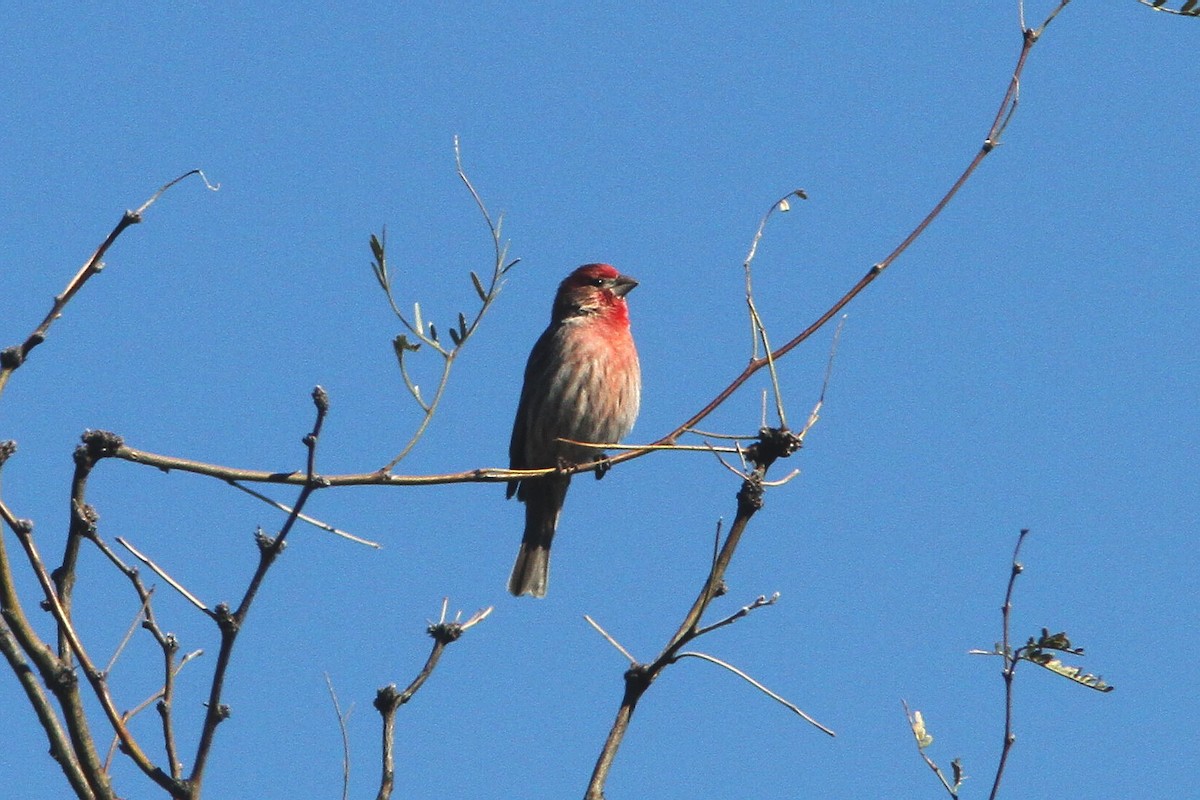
[254,527,284,554]
[76,429,125,468]
[427,621,463,645]
[623,663,652,693]
[743,426,801,470]
[1,345,27,369]
[212,603,238,633]
[736,477,765,516]
[312,384,330,412]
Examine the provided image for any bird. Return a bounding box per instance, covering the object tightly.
[506,263,641,597]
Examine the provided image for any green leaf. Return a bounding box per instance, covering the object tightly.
[458,311,469,340]
[428,322,438,342]
[449,327,462,346]
[1182,0,1198,12]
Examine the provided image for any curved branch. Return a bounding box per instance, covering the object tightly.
[0,171,217,404]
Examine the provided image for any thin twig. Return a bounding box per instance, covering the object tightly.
[228,481,381,548]
[116,538,209,614]
[377,137,517,471]
[741,190,806,430]
[556,438,743,454]
[675,651,834,737]
[584,615,638,665]
[693,593,779,637]
[104,588,155,674]
[988,528,1031,800]
[682,428,761,440]
[326,673,353,800]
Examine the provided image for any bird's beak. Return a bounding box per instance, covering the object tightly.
[612,274,638,297]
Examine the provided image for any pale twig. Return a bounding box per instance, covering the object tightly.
[116,538,209,614]
[742,191,806,427]
[325,673,353,800]
[681,428,760,440]
[761,469,801,488]
[674,651,835,737]
[229,481,381,548]
[694,593,780,637]
[705,442,750,481]
[557,438,742,455]
[799,315,846,442]
[583,615,637,665]
[710,519,723,575]
[104,588,155,674]
[101,649,202,773]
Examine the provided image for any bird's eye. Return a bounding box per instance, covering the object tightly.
[591,277,607,287]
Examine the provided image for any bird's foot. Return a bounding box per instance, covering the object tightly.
[593,453,612,481]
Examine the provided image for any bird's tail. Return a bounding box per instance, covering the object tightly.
[508,477,569,598]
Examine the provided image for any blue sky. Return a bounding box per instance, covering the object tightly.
[2,4,1197,798]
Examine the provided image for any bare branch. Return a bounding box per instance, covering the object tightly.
[374,599,492,800]
[693,592,779,637]
[104,588,155,674]
[987,528,1031,800]
[189,386,331,794]
[0,171,216,404]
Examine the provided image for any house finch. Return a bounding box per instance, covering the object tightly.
[507,263,641,597]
